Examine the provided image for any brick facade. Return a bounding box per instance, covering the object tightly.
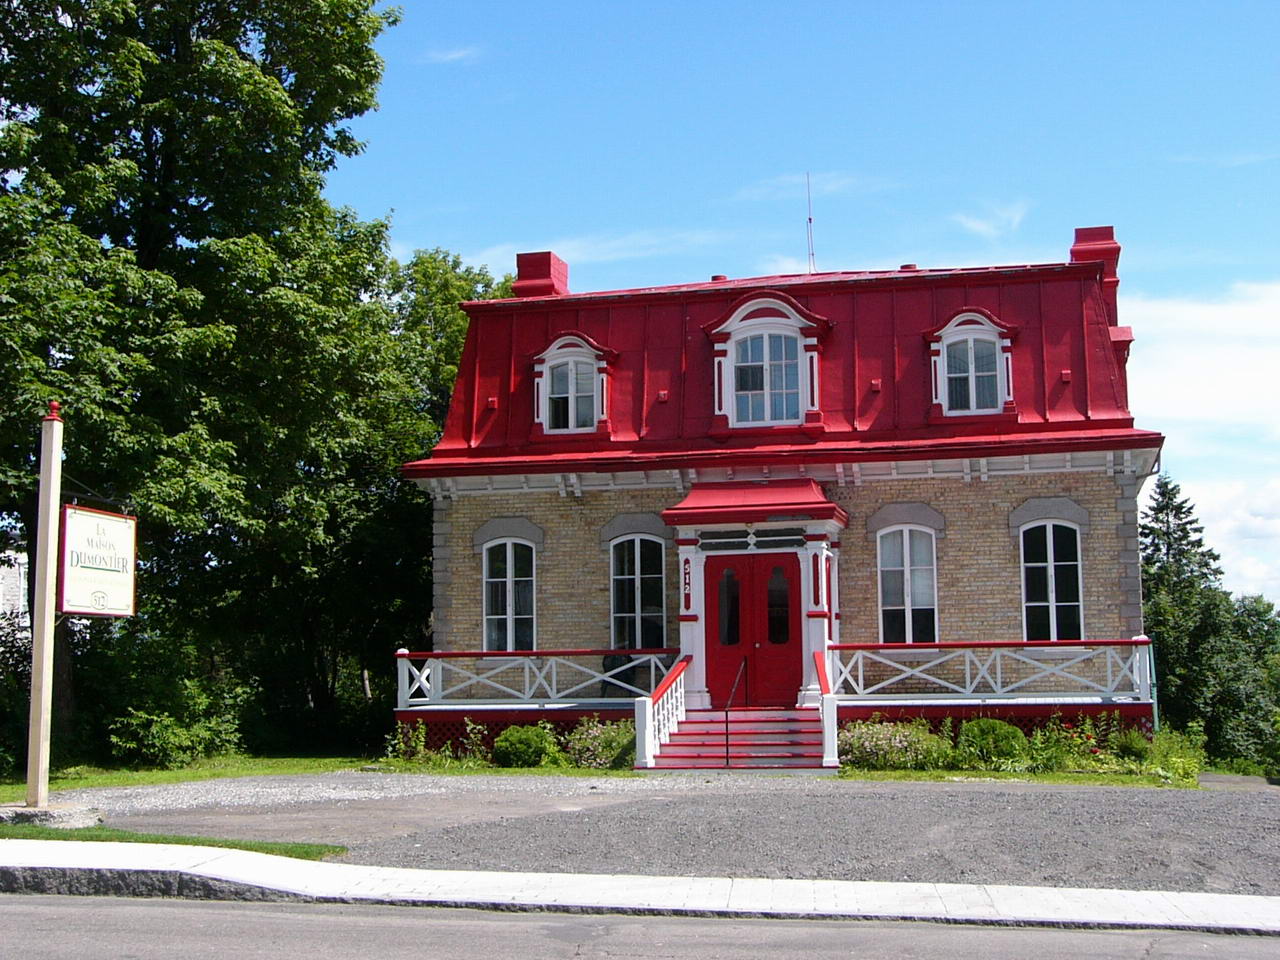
[432,468,1143,653]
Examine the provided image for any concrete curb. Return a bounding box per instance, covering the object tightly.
[2,840,1279,935]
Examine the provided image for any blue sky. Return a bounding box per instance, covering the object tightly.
[325,1,1280,601]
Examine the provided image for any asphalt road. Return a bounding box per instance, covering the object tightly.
[3,896,1276,960]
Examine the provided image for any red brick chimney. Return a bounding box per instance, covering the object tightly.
[512,251,570,297]
[1070,226,1121,323]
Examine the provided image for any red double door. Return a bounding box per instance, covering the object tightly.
[703,553,803,707]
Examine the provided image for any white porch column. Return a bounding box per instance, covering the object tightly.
[797,535,833,708]
[676,537,711,709]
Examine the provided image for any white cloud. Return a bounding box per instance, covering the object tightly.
[756,254,811,275]
[733,171,892,202]
[421,46,480,64]
[1123,282,1280,434]
[466,229,731,272]
[951,201,1029,240]
[1126,281,1280,601]
[1154,478,1280,601]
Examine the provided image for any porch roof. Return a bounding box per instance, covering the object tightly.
[660,479,849,527]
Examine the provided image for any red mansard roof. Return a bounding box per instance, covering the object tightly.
[404,226,1162,481]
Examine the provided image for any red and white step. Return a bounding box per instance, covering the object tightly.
[652,707,825,769]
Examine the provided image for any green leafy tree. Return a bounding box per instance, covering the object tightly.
[1141,475,1280,768]
[0,0,452,760]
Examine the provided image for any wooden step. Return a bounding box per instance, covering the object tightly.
[660,741,822,756]
[654,754,824,769]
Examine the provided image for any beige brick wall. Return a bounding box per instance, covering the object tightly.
[828,471,1137,644]
[437,488,681,652]
[433,470,1141,652]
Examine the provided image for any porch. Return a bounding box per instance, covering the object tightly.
[394,638,1155,764]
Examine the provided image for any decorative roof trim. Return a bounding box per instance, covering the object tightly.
[701,290,832,344]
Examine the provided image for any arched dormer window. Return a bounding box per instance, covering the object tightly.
[532,332,617,436]
[702,292,831,432]
[925,309,1017,417]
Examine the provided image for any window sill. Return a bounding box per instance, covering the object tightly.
[926,402,1019,426]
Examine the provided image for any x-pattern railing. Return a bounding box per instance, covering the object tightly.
[396,648,678,707]
[828,639,1152,701]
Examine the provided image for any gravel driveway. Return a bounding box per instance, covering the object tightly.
[56,771,1280,896]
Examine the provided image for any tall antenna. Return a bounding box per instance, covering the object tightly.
[805,172,816,273]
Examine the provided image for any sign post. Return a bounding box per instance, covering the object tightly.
[26,402,64,808]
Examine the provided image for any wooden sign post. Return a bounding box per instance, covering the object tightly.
[26,402,64,808]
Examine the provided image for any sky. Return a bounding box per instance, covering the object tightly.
[324,1,1280,602]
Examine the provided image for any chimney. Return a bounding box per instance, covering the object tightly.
[1070,226,1121,323]
[512,251,570,297]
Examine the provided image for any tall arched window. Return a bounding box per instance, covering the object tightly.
[611,535,665,649]
[1020,521,1082,641]
[877,525,937,643]
[483,539,535,651]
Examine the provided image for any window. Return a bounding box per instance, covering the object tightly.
[1021,522,1082,641]
[611,535,665,649]
[945,336,1000,412]
[927,309,1016,416]
[734,333,800,423]
[877,526,937,643]
[548,358,595,430]
[702,292,830,430]
[484,540,535,651]
[532,333,615,435]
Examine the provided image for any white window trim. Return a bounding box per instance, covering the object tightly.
[875,524,938,644]
[482,538,537,652]
[929,312,1013,416]
[708,298,820,428]
[609,533,666,649]
[1018,520,1084,642]
[533,335,608,434]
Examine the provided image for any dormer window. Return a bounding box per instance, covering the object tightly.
[926,308,1018,417]
[735,333,800,423]
[532,332,617,436]
[703,291,831,432]
[548,358,595,430]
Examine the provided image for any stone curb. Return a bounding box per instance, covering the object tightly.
[2,840,1279,936]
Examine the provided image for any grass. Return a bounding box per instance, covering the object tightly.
[837,768,1189,788]
[0,755,370,804]
[0,823,343,861]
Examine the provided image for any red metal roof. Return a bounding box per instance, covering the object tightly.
[661,480,849,527]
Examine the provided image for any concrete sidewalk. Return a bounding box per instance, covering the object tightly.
[2,839,1278,935]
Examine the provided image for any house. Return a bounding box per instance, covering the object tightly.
[397,226,1162,768]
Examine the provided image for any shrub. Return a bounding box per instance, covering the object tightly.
[564,716,635,769]
[1026,723,1074,773]
[956,718,1028,768]
[1149,720,1207,785]
[1109,727,1152,762]
[108,708,241,769]
[837,717,953,770]
[492,721,567,768]
[0,743,14,778]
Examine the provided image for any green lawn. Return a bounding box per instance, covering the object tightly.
[0,823,343,860]
[0,755,370,804]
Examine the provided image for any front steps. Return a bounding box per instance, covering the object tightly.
[652,707,825,769]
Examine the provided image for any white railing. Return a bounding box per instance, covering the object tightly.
[396,648,679,707]
[828,638,1153,702]
[812,650,839,768]
[634,655,692,769]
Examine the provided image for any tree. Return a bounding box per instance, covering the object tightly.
[1140,474,1280,768]
[0,0,451,760]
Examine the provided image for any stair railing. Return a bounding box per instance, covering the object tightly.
[812,649,839,768]
[634,655,692,768]
[724,656,748,767]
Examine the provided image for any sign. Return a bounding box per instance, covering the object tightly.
[59,505,137,617]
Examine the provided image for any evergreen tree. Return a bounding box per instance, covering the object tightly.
[1140,474,1222,592]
